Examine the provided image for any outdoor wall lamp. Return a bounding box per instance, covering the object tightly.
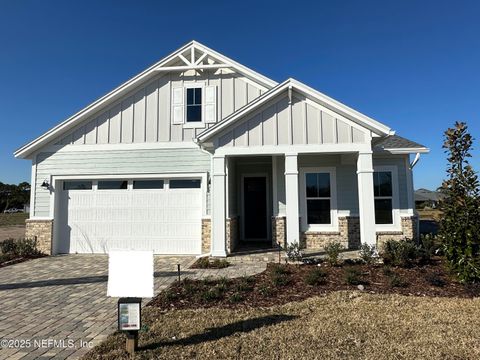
[41,180,50,189]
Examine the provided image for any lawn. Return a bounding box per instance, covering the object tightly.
[84,292,480,359]
[0,213,28,227]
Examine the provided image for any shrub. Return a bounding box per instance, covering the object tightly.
[417,234,437,264]
[359,243,377,265]
[194,257,230,269]
[388,273,408,288]
[285,242,304,262]
[201,287,223,302]
[229,292,243,303]
[325,241,344,266]
[305,268,327,286]
[426,273,447,287]
[257,284,274,297]
[271,273,290,287]
[344,267,366,285]
[381,239,418,267]
[0,238,40,257]
[439,122,480,283]
[236,277,254,292]
[270,264,290,275]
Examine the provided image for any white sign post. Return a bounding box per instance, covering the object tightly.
[108,250,154,355]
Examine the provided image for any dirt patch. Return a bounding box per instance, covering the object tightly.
[0,225,25,242]
[83,292,480,360]
[148,259,479,311]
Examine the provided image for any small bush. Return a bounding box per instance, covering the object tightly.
[286,242,304,262]
[194,257,230,269]
[387,273,407,288]
[381,239,418,267]
[325,241,344,266]
[359,243,377,265]
[271,273,290,287]
[270,264,290,275]
[236,277,254,292]
[305,268,327,286]
[257,285,274,297]
[417,234,437,264]
[0,238,40,257]
[426,273,447,287]
[229,292,243,303]
[344,267,366,285]
[201,287,223,302]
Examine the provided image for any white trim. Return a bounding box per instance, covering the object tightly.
[272,156,279,216]
[299,167,338,232]
[373,165,401,232]
[29,155,37,217]
[14,40,276,159]
[28,217,54,221]
[374,147,430,154]
[214,143,372,156]
[404,155,415,216]
[240,173,270,241]
[42,142,199,153]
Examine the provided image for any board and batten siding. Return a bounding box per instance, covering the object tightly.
[33,148,211,217]
[55,70,265,146]
[217,92,369,148]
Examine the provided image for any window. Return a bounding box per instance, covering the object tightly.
[373,171,393,224]
[98,180,128,190]
[63,181,92,190]
[133,180,164,189]
[305,173,331,224]
[170,179,201,189]
[186,87,202,122]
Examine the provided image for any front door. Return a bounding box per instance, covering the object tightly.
[243,176,267,240]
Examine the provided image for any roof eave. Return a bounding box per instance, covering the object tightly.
[373,147,430,154]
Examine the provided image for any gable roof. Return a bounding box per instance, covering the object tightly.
[14,40,277,159]
[372,134,429,154]
[196,78,394,144]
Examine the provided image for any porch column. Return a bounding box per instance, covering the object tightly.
[211,155,227,257]
[285,153,300,246]
[356,152,376,246]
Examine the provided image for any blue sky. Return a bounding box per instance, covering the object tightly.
[0,0,479,190]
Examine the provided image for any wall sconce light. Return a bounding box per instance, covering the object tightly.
[41,180,50,189]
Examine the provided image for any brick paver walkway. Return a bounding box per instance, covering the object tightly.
[0,255,266,359]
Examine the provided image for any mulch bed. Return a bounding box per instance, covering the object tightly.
[148,257,480,311]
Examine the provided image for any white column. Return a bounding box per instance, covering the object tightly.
[285,153,299,246]
[357,152,376,246]
[211,156,227,257]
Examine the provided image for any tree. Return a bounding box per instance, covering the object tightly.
[440,122,480,283]
[0,182,30,212]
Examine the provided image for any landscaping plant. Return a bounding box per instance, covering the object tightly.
[304,268,327,286]
[285,241,304,262]
[381,239,418,267]
[359,243,377,265]
[324,241,344,266]
[439,122,480,283]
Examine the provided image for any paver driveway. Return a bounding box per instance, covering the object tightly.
[0,255,266,359]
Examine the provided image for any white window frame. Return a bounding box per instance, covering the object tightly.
[373,165,401,231]
[299,167,338,232]
[183,83,206,129]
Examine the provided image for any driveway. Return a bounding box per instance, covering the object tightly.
[0,255,266,359]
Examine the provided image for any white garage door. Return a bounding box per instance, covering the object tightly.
[57,178,202,254]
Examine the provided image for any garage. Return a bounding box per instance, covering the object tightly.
[55,178,203,254]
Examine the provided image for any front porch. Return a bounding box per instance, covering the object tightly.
[209,151,416,257]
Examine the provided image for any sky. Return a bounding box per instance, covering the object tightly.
[0,0,479,190]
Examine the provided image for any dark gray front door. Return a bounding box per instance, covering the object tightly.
[243,176,267,240]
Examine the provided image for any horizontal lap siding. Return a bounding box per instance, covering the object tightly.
[34,148,211,217]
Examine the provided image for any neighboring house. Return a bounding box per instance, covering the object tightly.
[415,188,443,209]
[14,41,429,256]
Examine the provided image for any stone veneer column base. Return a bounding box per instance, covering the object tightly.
[201,218,211,253]
[376,215,419,250]
[272,216,286,248]
[25,219,53,255]
[226,217,238,254]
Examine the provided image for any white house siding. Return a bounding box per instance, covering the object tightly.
[217,92,369,148]
[55,70,265,146]
[272,154,410,218]
[33,148,211,217]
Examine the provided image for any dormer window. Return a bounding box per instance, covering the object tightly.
[186,87,202,122]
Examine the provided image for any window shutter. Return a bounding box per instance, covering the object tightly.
[204,85,217,123]
[172,87,184,124]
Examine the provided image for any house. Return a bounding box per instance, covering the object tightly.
[415,188,443,209]
[14,41,429,256]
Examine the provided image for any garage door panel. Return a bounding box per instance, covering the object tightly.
[60,180,202,254]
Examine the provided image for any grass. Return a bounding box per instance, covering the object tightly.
[0,213,28,227]
[84,292,480,359]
